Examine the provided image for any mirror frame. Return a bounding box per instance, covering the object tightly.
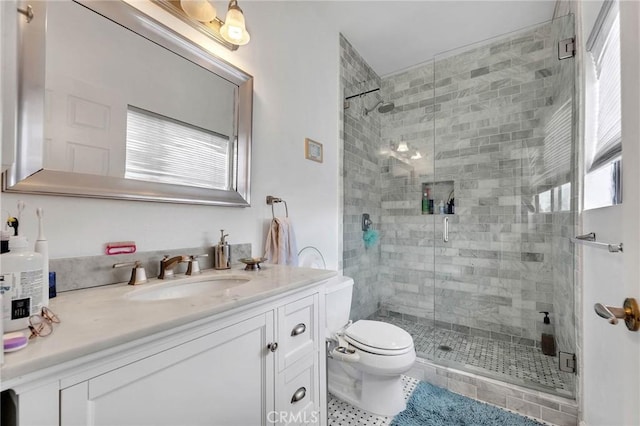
[4,0,253,206]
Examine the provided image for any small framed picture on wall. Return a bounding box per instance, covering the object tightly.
[305,138,323,163]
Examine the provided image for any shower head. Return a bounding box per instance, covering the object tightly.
[363,99,395,115]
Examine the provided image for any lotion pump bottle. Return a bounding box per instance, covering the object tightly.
[540,311,556,356]
[2,236,44,332]
[214,230,230,270]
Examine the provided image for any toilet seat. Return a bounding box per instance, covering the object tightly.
[344,320,413,355]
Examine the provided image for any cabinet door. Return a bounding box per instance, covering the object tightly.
[60,313,275,426]
[277,294,318,372]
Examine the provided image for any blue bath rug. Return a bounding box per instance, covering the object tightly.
[391,381,543,426]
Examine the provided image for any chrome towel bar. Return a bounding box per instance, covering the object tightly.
[570,232,623,253]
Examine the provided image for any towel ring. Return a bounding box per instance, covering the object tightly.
[266,195,289,218]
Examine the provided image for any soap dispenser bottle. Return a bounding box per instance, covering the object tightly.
[214,230,230,270]
[540,311,556,356]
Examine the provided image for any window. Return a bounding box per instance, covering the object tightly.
[584,0,622,209]
[584,160,621,209]
[125,106,232,190]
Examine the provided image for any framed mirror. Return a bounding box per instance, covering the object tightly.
[4,0,252,206]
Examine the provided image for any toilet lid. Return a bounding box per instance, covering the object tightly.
[344,320,413,352]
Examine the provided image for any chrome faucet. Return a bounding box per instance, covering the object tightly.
[158,255,188,279]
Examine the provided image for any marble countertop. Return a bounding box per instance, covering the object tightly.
[1,265,336,386]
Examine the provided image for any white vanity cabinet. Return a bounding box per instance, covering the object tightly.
[60,313,275,426]
[3,282,327,426]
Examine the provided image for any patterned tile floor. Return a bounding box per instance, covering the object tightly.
[370,314,574,396]
[328,376,419,426]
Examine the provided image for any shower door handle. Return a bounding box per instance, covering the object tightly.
[443,217,449,243]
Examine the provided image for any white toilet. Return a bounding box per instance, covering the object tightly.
[325,276,416,416]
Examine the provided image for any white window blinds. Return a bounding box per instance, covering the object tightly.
[543,100,573,182]
[587,0,621,172]
[125,106,231,190]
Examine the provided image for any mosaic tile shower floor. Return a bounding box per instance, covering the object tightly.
[370,314,573,396]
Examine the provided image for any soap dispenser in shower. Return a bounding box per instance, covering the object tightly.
[540,311,556,356]
[214,230,231,270]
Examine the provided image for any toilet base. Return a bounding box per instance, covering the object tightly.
[328,361,407,417]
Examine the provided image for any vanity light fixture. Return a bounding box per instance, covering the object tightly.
[180,0,216,22]
[160,0,250,50]
[220,0,250,45]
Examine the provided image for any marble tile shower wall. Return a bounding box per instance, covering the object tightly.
[379,22,576,346]
[339,34,385,320]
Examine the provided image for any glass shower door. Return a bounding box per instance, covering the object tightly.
[376,60,438,361]
[431,14,577,398]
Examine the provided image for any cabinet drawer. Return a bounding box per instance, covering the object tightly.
[275,355,319,426]
[277,294,318,371]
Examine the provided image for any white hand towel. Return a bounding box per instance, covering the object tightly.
[265,217,298,265]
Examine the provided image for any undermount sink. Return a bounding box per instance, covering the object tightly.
[125,276,251,302]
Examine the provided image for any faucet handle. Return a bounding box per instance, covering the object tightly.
[186,253,209,275]
[113,261,148,286]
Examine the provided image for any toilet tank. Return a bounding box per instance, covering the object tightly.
[325,276,354,334]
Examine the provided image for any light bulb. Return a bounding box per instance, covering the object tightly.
[228,26,243,40]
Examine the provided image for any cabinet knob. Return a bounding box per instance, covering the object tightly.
[267,342,278,352]
[290,387,306,404]
[291,323,306,336]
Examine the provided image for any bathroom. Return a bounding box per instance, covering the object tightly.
[1,0,639,425]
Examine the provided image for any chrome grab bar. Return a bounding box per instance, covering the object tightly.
[570,232,623,253]
[574,232,596,241]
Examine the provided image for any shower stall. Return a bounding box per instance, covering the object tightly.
[341,14,576,399]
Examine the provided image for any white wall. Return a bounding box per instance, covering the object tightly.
[2,1,341,269]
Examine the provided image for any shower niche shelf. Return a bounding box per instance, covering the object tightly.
[422,180,455,215]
